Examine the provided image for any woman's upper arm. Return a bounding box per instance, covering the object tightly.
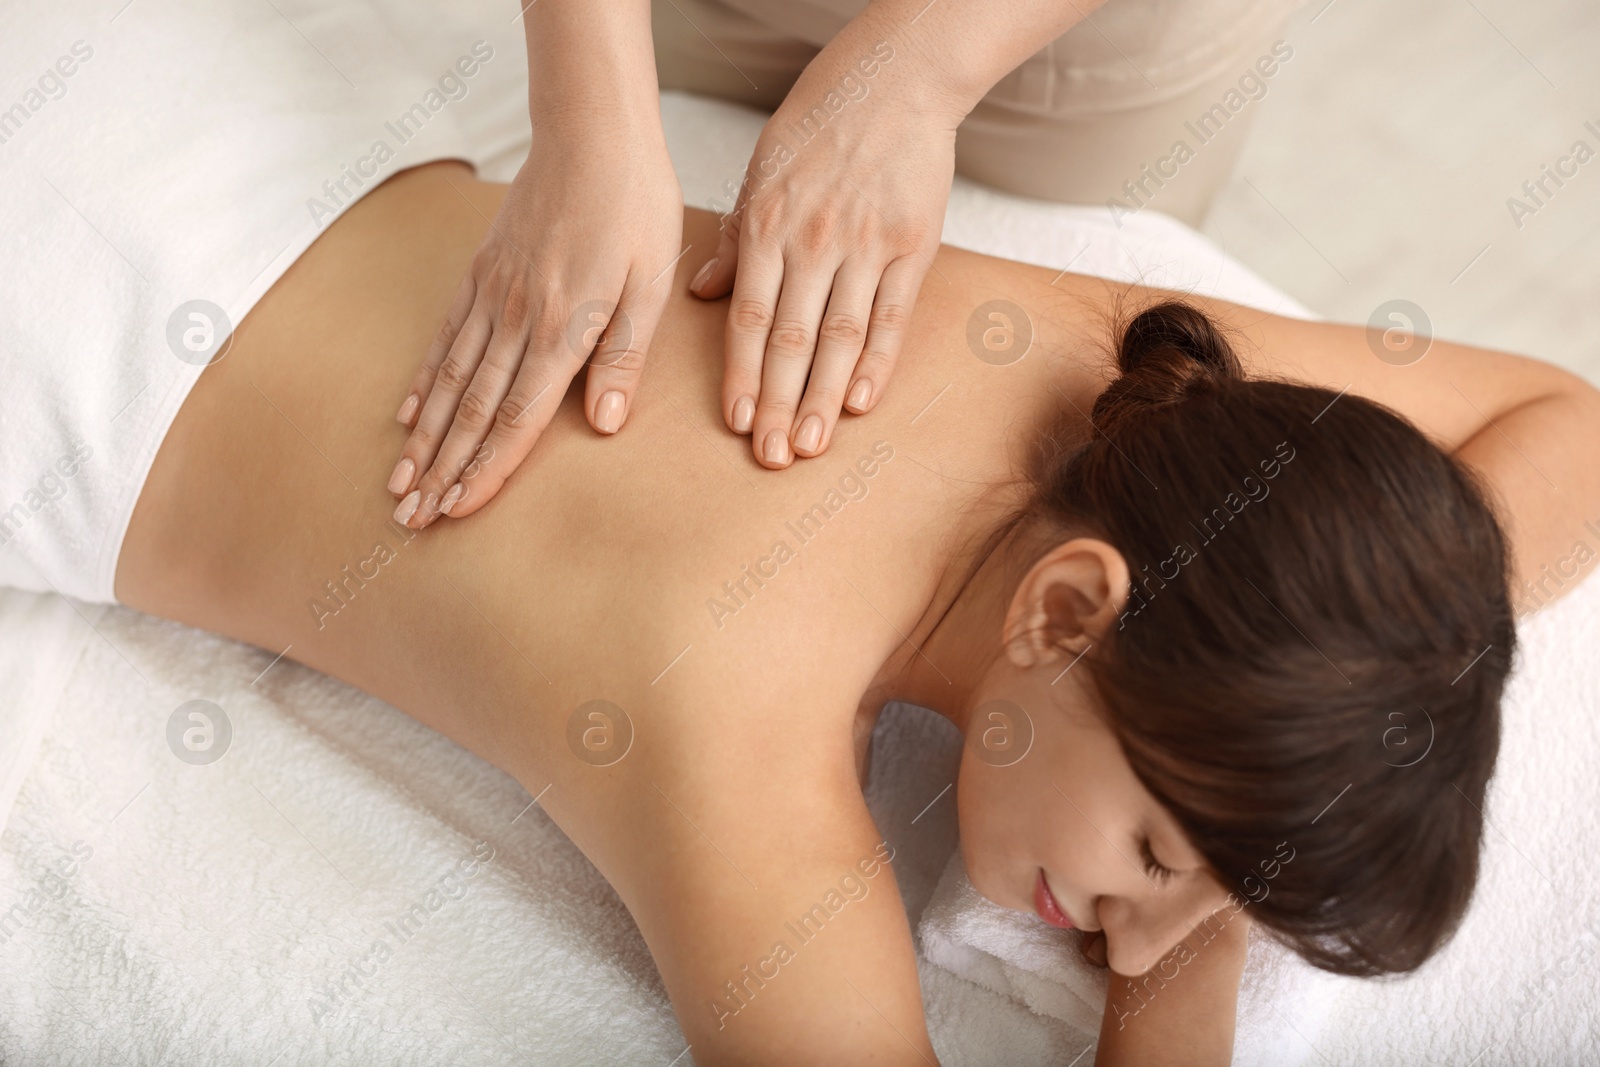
[1211,302,1600,602]
[1220,307,1582,449]
[1093,907,1250,1067]
[591,688,937,1067]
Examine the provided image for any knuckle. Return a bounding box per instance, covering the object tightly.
[766,320,815,356]
[495,393,535,428]
[500,278,533,332]
[796,210,837,255]
[744,196,786,239]
[454,388,494,428]
[760,395,800,421]
[886,225,932,255]
[804,380,845,409]
[818,313,866,348]
[856,344,895,376]
[480,257,512,297]
[594,343,646,375]
[532,304,568,353]
[730,298,774,334]
[433,314,462,350]
[408,423,441,452]
[435,357,474,392]
[870,301,910,334]
[855,346,897,383]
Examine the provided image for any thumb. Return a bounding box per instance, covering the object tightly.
[689,214,742,300]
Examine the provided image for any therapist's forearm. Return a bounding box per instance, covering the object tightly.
[847,0,1109,114]
[522,0,662,133]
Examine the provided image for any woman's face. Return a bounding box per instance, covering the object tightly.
[954,538,1235,977]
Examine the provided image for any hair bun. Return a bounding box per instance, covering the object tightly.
[1091,301,1243,438]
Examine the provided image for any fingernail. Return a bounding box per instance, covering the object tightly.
[439,483,465,515]
[763,429,789,465]
[847,379,872,412]
[393,489,420,525]
[386,457,415,496]
[595,390,626,434]
[691,257,718,292]
[794,414,823,454]
[732,395,755,433]
[395,393,419,424]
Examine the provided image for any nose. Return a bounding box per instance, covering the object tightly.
[1100,887,1234,976]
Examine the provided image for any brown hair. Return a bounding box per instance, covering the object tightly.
[1022,300,1514,976]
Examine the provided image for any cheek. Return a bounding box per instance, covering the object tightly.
[953,749,999,843]
[955,746,1066,893]
[954,751,1027,887]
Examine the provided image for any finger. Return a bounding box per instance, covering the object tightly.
[388,306,494,504]
[750,253,839,469]
[720,237,785,440]
[691,193,745,300]
[584,259,672,437]
[436,334,575,521]
[790,257,877,458]
[402,323,532,528]
[398,273,478,427]
[847,254,927,417]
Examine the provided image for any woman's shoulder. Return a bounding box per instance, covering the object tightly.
[572,669,935,1063]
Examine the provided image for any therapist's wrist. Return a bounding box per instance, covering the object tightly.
[524,0,663,135]
[835,2,999,119]
[847,0,1104,118]
[812,10,976,126]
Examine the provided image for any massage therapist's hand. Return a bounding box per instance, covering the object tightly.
[388,2,683,528]
[689,25,964,469]
[689,0,1109,469]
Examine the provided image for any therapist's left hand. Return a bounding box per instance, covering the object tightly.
[689,31,964,468]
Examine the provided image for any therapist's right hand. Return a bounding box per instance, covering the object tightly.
[386,116,684,529]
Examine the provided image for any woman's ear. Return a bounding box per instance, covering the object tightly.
[1002,538,1130,668]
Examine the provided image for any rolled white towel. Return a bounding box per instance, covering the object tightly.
[917,850,1341,1066]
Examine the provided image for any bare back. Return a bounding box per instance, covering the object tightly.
[114,161,1118,1063]
[115,161,1598,1063]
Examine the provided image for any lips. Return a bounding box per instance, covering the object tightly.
[1034,869,1075,929]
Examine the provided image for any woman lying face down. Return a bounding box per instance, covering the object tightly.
[116,171,1592,1066]
[913,303,1509,989]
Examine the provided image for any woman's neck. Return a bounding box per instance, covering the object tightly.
[859,511,1036,735]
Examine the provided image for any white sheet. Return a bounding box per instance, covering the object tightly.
[0,0,533,604]
[4,33,1595,1067]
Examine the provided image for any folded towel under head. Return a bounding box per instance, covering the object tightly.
[916,851,1340,1065]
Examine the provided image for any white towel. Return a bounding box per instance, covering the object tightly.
[919,852,1106,1035]
[6,18,1596,1065]
[917,851,1339,1065]
[0,0,534,604]
[0,595,691,1066]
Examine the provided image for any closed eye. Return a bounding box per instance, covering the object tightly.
[1140,838,1175,885]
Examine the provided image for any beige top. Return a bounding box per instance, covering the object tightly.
[717,0,1305,114]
